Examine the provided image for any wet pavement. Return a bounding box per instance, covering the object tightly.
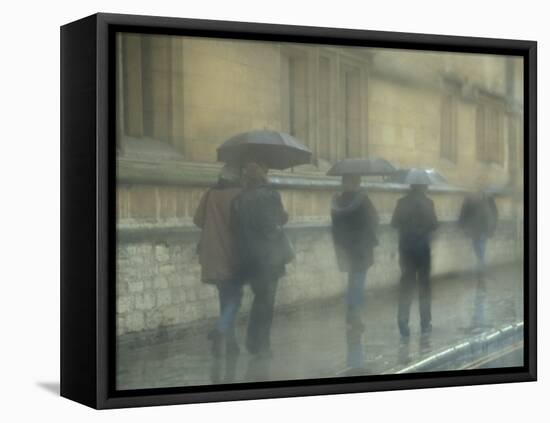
[117,264,524,390]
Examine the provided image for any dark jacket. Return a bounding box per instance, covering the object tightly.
[331,190,379,272]
[458,192,498,238]
[231,184,289,280]
[391,190,438,255]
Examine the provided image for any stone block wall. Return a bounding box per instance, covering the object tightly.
[116,220,521,337]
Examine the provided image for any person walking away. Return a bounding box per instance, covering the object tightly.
[458,183,498,282]
[458,177,498,330]
[391,183,438,338]
[331,174,379,369]
[193,165,243,382]
[231,162,290,363]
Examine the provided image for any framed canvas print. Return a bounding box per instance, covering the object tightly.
[60,13,537,409]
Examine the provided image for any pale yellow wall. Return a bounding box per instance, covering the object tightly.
[116,33,524,222]
[180,38,285,161]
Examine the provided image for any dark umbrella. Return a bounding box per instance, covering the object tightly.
[326,157,397,176]
[217,130,312,170]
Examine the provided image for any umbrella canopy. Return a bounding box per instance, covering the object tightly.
[387,168,449,186]
[484,182,507,195]
[217,130,312,170]
[326,157,397,176]
[403,168,447,186]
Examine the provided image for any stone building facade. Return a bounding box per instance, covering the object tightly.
[115,33,524,338]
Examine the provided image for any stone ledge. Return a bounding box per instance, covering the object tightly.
[117,219,517,245]
[117,157,476,194]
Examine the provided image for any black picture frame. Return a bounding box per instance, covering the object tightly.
[60,12,537,409]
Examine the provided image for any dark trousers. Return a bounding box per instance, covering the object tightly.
[246,277,279,355]
[398,248,432,336]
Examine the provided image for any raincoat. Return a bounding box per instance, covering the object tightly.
[391,190,438,255]
[231,184,289,280]
[458,192,498,238]
[331,190,379,272]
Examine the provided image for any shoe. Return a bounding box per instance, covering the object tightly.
[398,322,410,338]
[421,323,432,335]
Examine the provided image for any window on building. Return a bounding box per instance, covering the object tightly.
[281,50,309,146]
[440,94,457,162]
[342,66,361,159]
[318,56,332,162]
[476,103,504,164]
[121,34,174,144]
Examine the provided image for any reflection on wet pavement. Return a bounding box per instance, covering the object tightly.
[117,265,523,390]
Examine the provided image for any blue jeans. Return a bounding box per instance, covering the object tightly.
[347,270,367,312]
[216,280,243,335]
[472,236,488,273]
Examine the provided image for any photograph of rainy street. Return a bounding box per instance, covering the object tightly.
[115,33,525,390]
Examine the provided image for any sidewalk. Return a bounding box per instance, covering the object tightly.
[117,264,524,390]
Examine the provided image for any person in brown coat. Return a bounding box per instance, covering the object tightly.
[194,165,243,379]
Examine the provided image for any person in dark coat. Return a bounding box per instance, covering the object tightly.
[331,174,379,368]
[391,183,438,338]
[231,162,289,358]
[458,188,498,280]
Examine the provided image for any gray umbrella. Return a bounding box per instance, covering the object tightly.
[388,168,449,186]
[326,157,397,176]
[404,168,441,185]
[217,130,312,170]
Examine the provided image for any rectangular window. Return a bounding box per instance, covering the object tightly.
[121,34,174,143]
[342,67,361,159]
[281,50,309,146]
[476,103,504,164]
[121,34,144,138]
[440,95,457,162]
[318,56,331,161]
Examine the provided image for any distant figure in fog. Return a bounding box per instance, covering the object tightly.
[231,162,290,359]
[391,182,438,338]
[193,165,243,382]
[458,181,498,281]
[331,174,379,369]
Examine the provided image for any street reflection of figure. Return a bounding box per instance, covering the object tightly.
[193,165,243,383]
[331,174,379,369]
[391,183,438,338]
[231,162,290,359]
[470,277,488,331]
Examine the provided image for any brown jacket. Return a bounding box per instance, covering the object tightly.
[193,186,241,284]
